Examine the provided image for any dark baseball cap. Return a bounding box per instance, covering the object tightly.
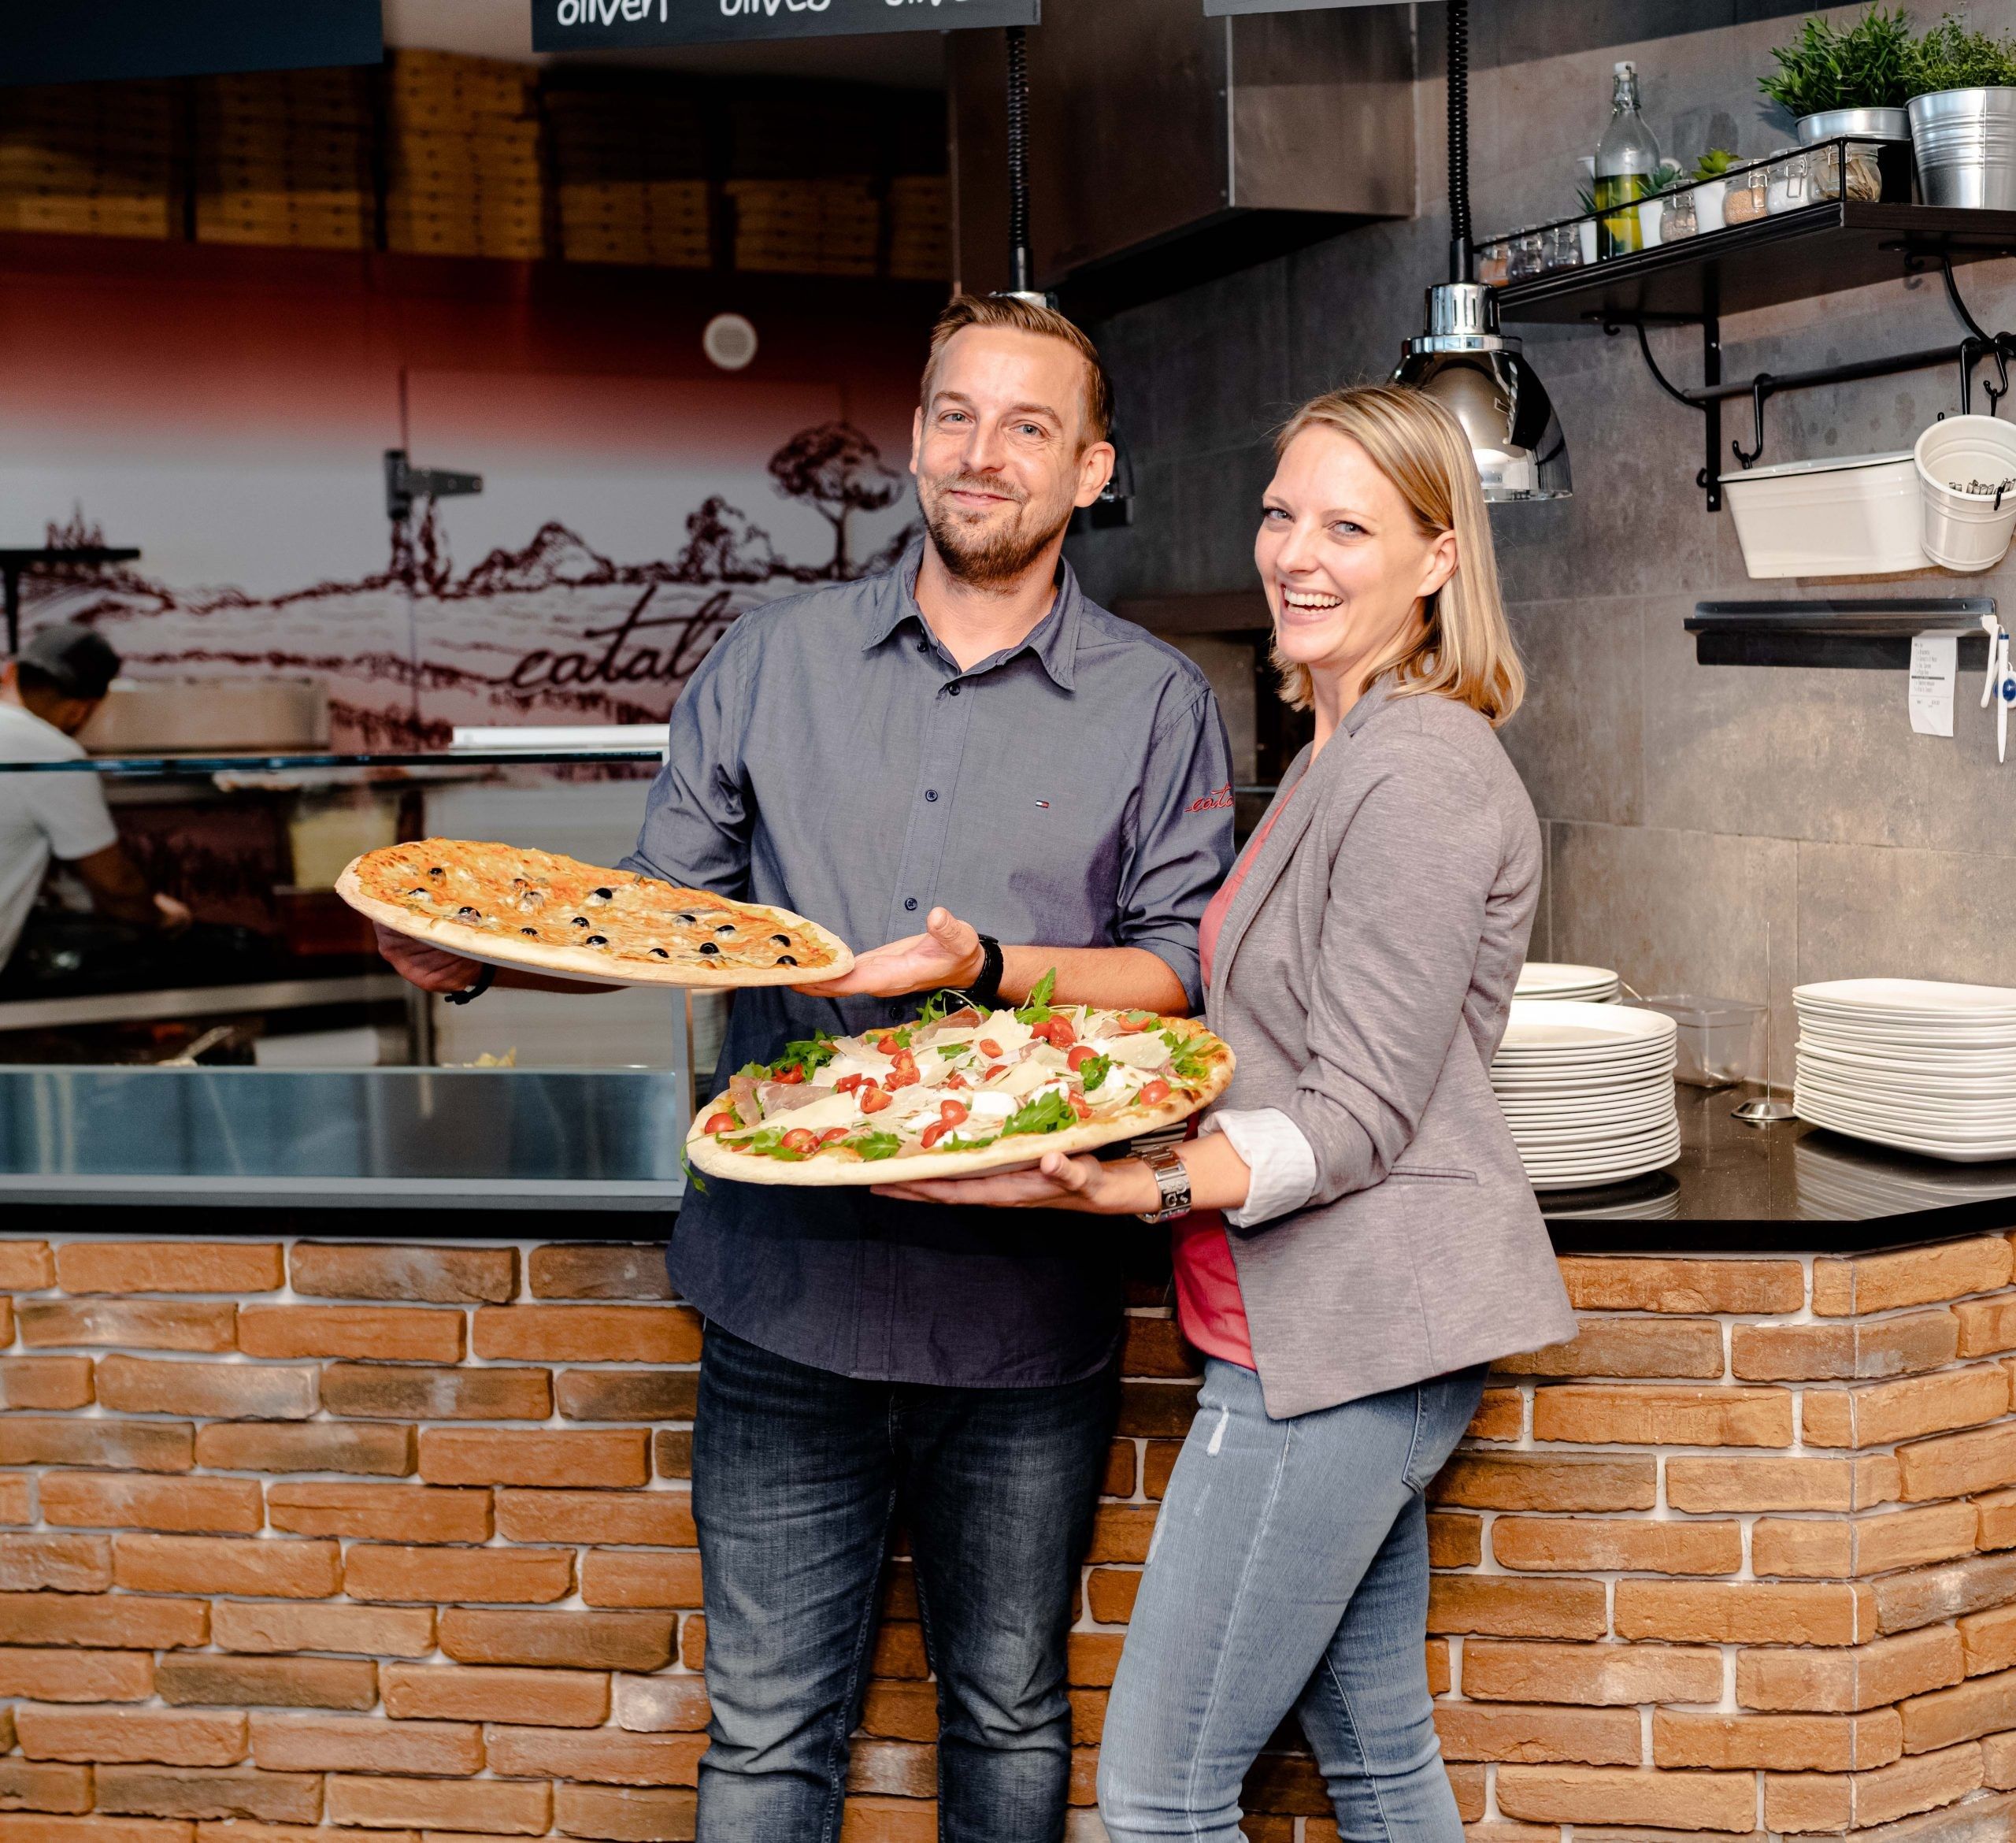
[17,623,120,700]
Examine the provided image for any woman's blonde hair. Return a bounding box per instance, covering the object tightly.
[1268,384,1523,727]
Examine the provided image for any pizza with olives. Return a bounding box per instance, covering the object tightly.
[336,840,853,987]
[685,977,1235,1185]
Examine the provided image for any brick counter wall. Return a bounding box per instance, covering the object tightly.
[2,1230,2015,1842]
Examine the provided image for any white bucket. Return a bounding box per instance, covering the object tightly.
[1914,416,2016,573]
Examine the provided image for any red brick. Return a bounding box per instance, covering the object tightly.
[1614,1580,1873,1646]
[211,1600,433,1659]
[0,1355,91,1410]
[17,1706,246,1767]
[1732,1311,1960,1381]
[92,1763,322,1826]
[0,1476,27,1525]
[1814,1238,2014,1315]
[195,1421,413,1476]
[1873,1554,2016,1635]
[17,1300,235,1352]
[1492,1518,1740,1576]
[346,1543,573,1604]
[421,1428,648,1489]
[1955,1295,2016,1358]
[1651,1708,1902,1771]
[1431,1455,1655,1512]
[1143,1440,1182,1499]
[654,1430,693,1480]
[1802,1365,2012,1448]
[317,1362,549,1422]
[114,1534,338,1599]
[1428,1578,1608,1639]
[1088,1504,1157,1564]
[528,1244,672,1300]
[0,1593,207,1649]
[1069,1632,1124,1687]
[1467,1389,1524,1441]
[472,1305,700,1363]
[236,1305,465,1363]
[1462,1641,1723,1707]
[1532,1384,1792,1447]
[0,1758,91,1811]
[0,1820,192,1841]
[1434,1703,1641,1765]
[1977,1486,2016,1552]
[1736,1632,1966,1715]
[0,1418,192,1473]
[40,1475,261,1536]
[1558,1256,1803,1315]
[290,1241,518,1303]
[486,1724,705,1786]
[0,1240,53,1289]
[248,1711,481,1774]
[1496,1317,1724,1378]
[1120,1313,1194,1378]
[439,1608,675,1673]
[97,1357,315,1421]
[1754,1503,1977,1580]
[0,1648,154,1703]
[495,1489,694,1547]
[381,1662,608,1727]
[0,1533,111,1592]
[1495,1764,1758,1830]
[1117,1380,1199,1437]
[558,1369,698,1422]
[1899,1423,2016,1502]
[554,1782,698,1841]
[1900,1667,2016,1753]
[1428,1513,1483,1570]
[56,1243,283,1295]
[265,1482,491,1542]
[1847,1739,1988,1826]
[324,1774,550,1832]
[155,1656,377,1711]
[1666,1455,1894,1513]
[613,1674,709,1734]
[581,1551,704,1609]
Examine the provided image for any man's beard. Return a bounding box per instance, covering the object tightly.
[919,473,1070,589]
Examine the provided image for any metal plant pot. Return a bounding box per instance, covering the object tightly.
[1909,87,2016,209]
[1796,106,1910,144]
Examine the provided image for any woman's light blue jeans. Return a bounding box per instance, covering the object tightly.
[1097,1357,1485,1842]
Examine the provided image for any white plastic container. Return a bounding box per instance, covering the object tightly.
[1692,180,1725,233]
[1914,415,2016,573]
[1719,451,1924,579]
[1638,994,1766,1088]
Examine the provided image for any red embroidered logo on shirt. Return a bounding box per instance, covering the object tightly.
[1188,783,1235,812]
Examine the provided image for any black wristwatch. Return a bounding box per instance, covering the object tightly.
[966,933,1005,1013]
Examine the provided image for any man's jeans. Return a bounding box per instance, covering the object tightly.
[1098,1358,1486,1842]
[691,1325,1117,1843]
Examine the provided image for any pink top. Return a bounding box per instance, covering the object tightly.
[1170,798,1291,1370]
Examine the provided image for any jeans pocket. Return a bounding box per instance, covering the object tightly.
[1400,1365,1488,1494]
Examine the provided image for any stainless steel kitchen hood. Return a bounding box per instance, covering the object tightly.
[950,0,1414,307]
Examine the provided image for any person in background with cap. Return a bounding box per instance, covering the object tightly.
[0,622,189,971]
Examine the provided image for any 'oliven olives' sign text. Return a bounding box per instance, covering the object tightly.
[534,0,1037,50]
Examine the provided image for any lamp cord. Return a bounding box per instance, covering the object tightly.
[1006,26,1032,294]
[1447,0,1472,283]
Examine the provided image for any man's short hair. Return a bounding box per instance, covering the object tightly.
[921,295,1113,448]
[16,622,120,701]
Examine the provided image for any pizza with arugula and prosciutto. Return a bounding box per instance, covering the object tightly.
[338,840,853,987]
[685,975,1235,1185]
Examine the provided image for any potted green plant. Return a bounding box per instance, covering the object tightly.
[1639,160,1686,245]
[1905,13,2016,206]
[1760,6,1914,143]
[1692,148,1736,232]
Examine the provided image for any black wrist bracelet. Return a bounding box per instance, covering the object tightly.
[967,933,1005,1013]
[443,965,496,1007]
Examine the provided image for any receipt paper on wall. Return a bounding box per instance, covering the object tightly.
[1910,632,1957,738]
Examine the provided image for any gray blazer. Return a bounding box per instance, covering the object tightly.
[1207,677,1577,1418]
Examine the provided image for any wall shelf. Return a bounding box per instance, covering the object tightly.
[1495,200,2016,327]
[1687,597,1996,669]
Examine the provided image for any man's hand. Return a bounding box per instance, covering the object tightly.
[373,922,483,994]
[873,1150,1159,1214]
[797,906,983,999]
[153,892,193,936]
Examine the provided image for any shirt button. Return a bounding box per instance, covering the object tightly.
[947,684,962,697]
[904,897,919,912]
[925,789,938,803]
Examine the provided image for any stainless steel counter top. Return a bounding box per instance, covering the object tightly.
[0,1066,685,1210]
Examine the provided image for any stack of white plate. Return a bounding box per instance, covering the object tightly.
[1793,1133,2016,1219]
[1492,1000,1681,1189]
[1516,962,1622,1003]
[1794,978,2016,1163]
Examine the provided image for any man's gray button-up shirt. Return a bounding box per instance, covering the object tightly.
[625,541,1235,1387]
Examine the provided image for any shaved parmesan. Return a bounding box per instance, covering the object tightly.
[827,1050,895,1085]
[1099,1033,1173,1070]
[979,1010,1033,1058]
[992,1059,1054,1098]
[738,1091,862,1137]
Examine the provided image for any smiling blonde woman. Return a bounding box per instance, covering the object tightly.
[879,384,1578,1841]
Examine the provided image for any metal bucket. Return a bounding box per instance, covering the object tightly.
[1909,87,2016,209]
[1797,106,1910,144]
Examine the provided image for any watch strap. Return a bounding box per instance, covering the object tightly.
[966,933,1005,1013]
[1137,1144,1192,1222]
[443,964,496,1007]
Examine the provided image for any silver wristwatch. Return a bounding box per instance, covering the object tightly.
[1137,1144,1192,1222]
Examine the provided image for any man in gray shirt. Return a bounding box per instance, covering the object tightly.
[380,295,1233,1841]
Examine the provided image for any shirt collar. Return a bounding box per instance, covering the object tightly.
[861,537,1080,692]
[1340,672,1403,738]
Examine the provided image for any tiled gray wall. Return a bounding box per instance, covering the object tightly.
[1067,2,2016,1084]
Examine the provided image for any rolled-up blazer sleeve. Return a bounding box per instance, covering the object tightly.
[1270,732,1505,1214]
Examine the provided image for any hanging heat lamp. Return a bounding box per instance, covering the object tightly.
[1394,0,1571,502]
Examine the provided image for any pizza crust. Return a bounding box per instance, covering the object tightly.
[337,862,854,989]
[686,1023,1235,1185]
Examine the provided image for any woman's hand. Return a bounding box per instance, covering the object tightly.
[795,906,982,999]
[873,1151,1160,1214]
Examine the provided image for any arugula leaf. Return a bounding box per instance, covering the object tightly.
[844,1130,903,1161]
[678,1144,709,1194]
[1077,1052,1113,1093]
[774,1031,837,1078]
[917,988,978,1028]
[736,1128,808,1162]
[936,1042,973,1059]
[1160,1029,1213,1084]
[1002,1088,1073,1137]
[939,1133,999,1155]
[1016,966,1058,1024]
